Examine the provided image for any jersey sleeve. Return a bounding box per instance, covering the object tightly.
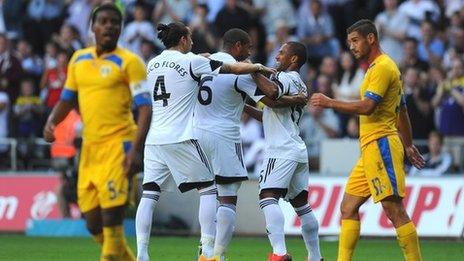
[271,72,290,99]
[189,54,223,81]
[364,63,391,103]
[60,52,79,102]
[236,74,264,102]
[126,55,151,107]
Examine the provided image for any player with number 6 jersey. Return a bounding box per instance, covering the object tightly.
[135,22,275,261]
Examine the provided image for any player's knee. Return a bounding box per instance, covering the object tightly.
[86,222,102,235]
[340,201,358,219]
[142,182,161,192]
[218,195,237,205]
[301,217,319,234]
[289,190,308,207]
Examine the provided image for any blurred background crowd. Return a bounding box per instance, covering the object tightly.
[0,0,463,180]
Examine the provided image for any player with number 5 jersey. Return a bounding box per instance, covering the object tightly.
[135,22,275,261]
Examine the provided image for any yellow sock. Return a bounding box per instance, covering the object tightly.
[101,225,133,261]
[396,222,422,261]
[338,219,360,261]
[92,233,104,246]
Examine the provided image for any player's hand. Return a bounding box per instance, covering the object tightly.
[256,63,276,76]
[405,145,425,169]
[310,93,332,108]
[43,121,56,143]
[123,148,142,178]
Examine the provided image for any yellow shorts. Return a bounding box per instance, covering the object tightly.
[77,138,132,213]
[345,135,405,203]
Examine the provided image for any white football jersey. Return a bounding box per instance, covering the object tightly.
[194,52,263,142]
[145,50,222,145]
[261,71,308,163]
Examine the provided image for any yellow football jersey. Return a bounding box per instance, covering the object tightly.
[61,46,148,143]
[359,54,403,147]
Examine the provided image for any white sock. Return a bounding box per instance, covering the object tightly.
[214,204,236,256]
[295,204,321,261]
[198,186,217,258]
[135,191,160,261]
[260,197,286,255]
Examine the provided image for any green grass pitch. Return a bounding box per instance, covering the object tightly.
[0,235,463,260]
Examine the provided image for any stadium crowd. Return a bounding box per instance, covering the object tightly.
[0,0,463,175]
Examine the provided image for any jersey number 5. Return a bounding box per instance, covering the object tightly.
[153,75,171,107]
[198,76,213,105]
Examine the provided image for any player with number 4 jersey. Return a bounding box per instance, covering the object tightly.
[135,22,275,261]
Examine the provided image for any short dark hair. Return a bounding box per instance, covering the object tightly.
[286,41,307,68]
[346,19,378,39]
[223,29,250,49]
[157,22,189,48]
[91,3,123,25]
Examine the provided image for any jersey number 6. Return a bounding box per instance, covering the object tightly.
[198,76,213,105]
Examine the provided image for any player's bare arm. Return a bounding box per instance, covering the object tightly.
[243,104,263,122]
[251,73,279,100]
[397,104,426,169]
[220,62,276,75]
[43,100,74,142]
[124,104,151,177]
[310,93,377,115]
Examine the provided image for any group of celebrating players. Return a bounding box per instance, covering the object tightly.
[43,3,426,261]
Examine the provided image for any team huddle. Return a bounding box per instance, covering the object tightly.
[43,3,425,261]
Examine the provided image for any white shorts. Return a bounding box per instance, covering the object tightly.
[143,140,214,192]
[259,158,309,200]
[195,130,247,183]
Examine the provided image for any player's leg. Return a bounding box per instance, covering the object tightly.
[82,207,103,245]
[374,136,421,261]
[136,144,169,261]
[338,158,370,261]
[381,196,421,261]
[164,140,216,259]
[287,162,321,261]
[101,205,133,261]
[259,158,297,260]
[214,181,241,259]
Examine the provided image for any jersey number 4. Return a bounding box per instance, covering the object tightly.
[153,75,171,106]
[198,76,213,105]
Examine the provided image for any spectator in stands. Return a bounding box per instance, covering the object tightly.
[189,4,217,54]
[297,0,340,67]
[51,109,81,218]
[318,56,339,91]
[252,0,296,37]
[320,0,356,45]
[409,131,452,176]
[14,79,43,138]
[0,34,23,103]
[16,40,44,82]
[398,0,439,40]
[214,0,253,38]
[199,0,225,23]
[265,20,297,68]
[432,58,464,136]
[375,0,409,64]
[152,0,193,25]
[122,2,158,57]
[334,51,363,101]
[0,0,23,40]
[403,67,435,139]
[40,50,68,114]
[43,41,59,69]
[345,116,359,139]
[444,27,464,69]
[24,0,65,54]
[417,20,445,66]
[400,37,429,72]
[139,40,157,64]
[0,83,8,156]
[300,74,340,170]
[65,0,94,43]
[52,24,83,56]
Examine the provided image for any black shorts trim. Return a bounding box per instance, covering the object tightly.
[178,180,214,193]
[215,175,248,184]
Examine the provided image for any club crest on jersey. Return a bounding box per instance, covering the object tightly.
[100,66,112,77]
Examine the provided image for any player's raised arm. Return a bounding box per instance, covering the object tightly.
[219,62,276,75]
[397,103,426,169]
